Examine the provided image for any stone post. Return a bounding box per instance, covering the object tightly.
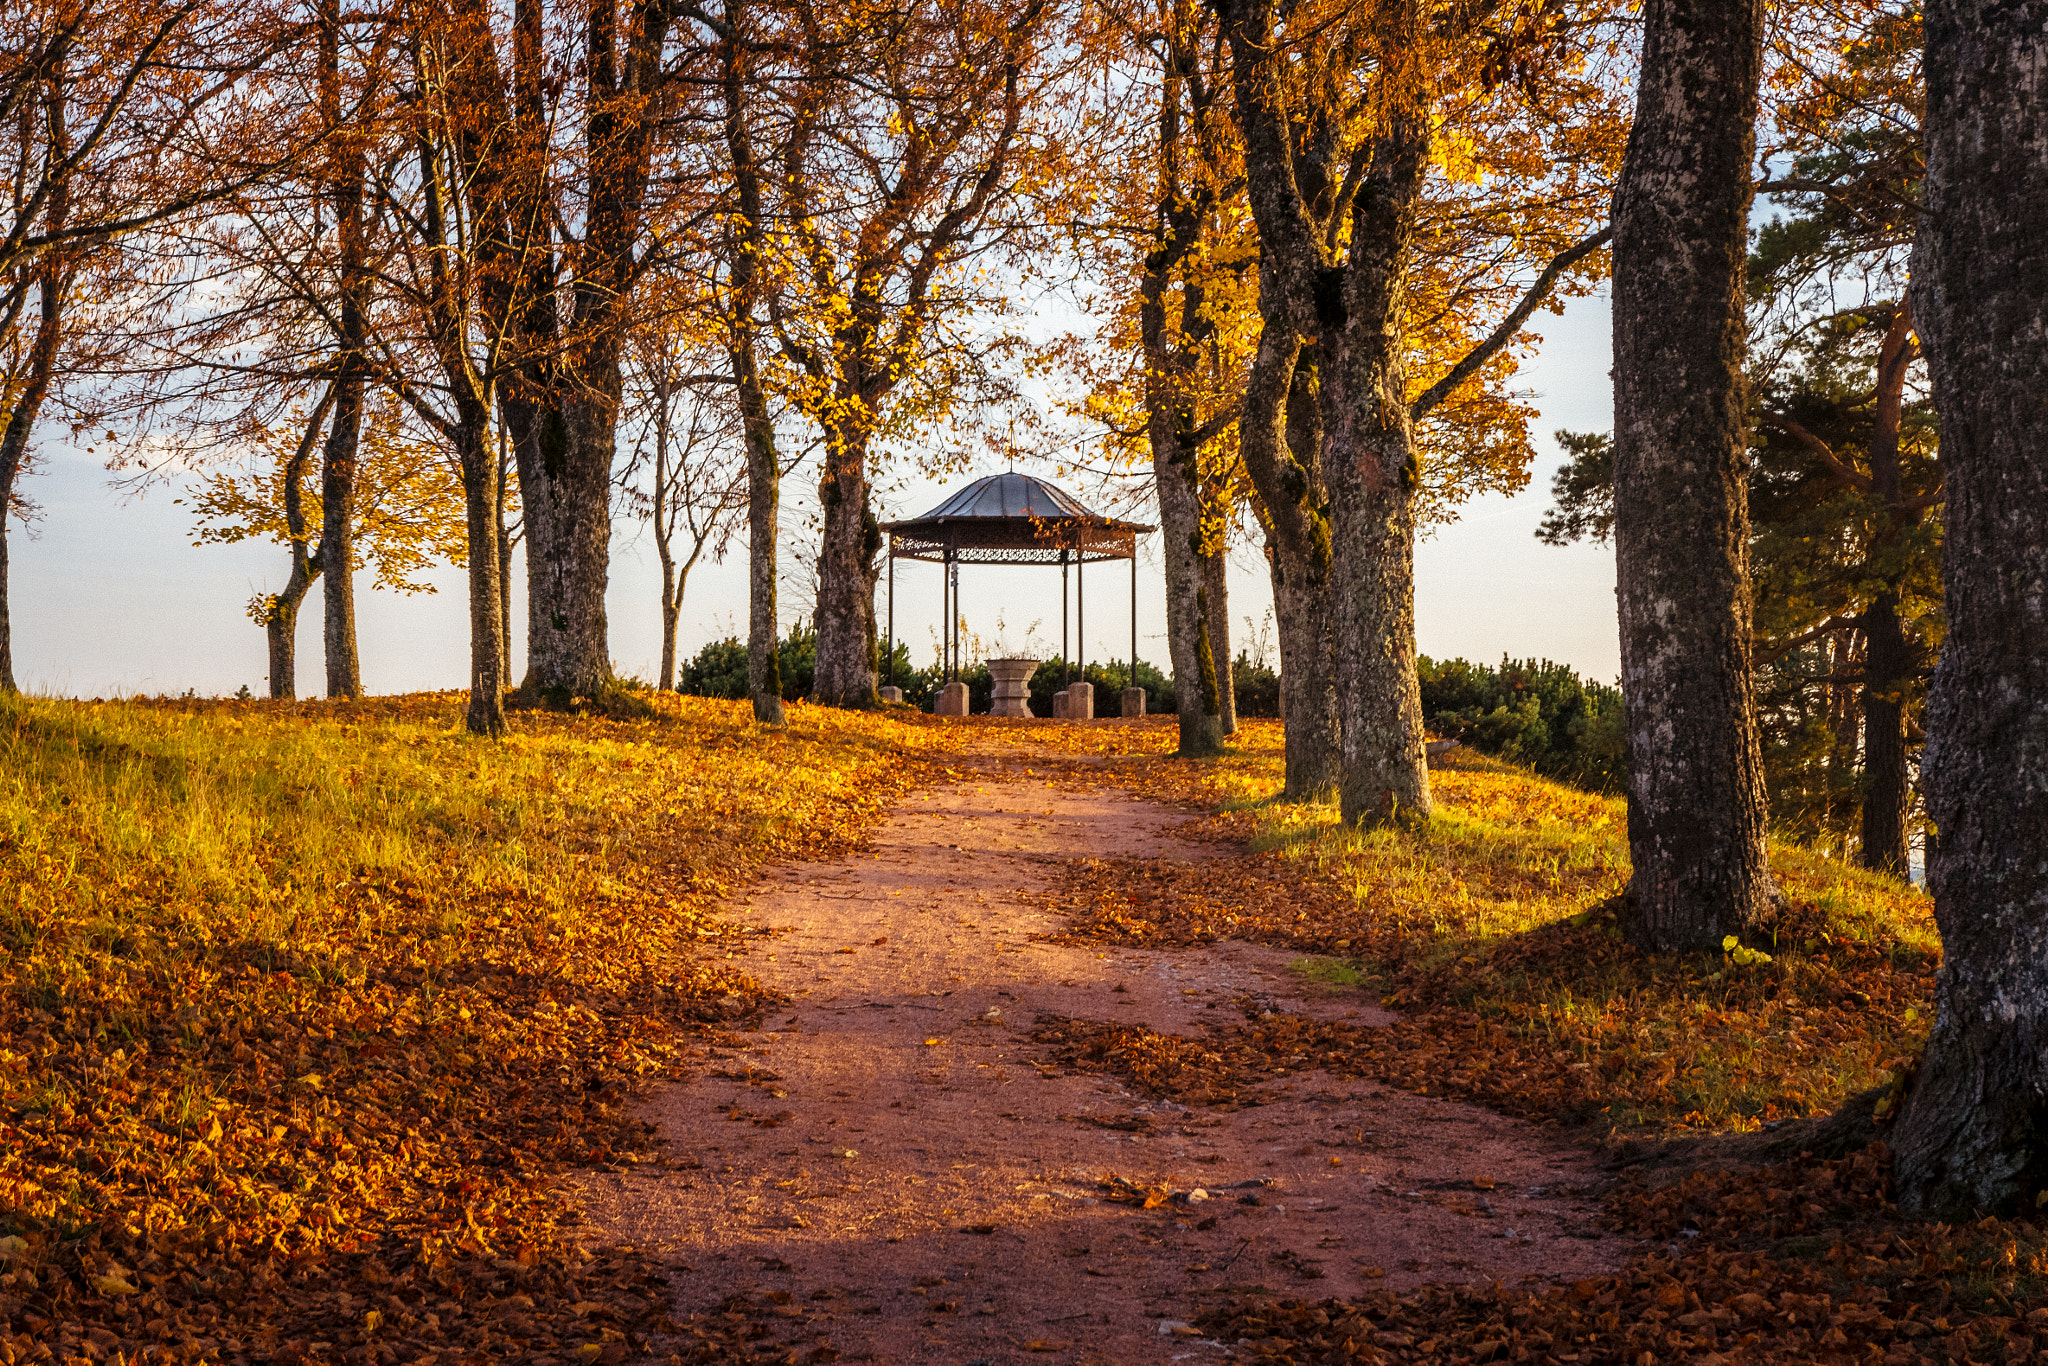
[1122,687,1147,718]
[1052,689,1071,718]
[986,658,1039,718]
[879,685,904,704]
[935,680,970,716]
[1068,680,1094,720]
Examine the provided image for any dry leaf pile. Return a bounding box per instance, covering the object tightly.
[0,693,955,1364]
[1000,721,2004,1362]
[1198,1144,2048,1365]
[1032,725,1937,1134]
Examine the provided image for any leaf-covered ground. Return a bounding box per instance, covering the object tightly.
[0,693,957,1364]
[0,705,2007,1364]
[992,719,2040,1364]
[1014,722,1936,1136]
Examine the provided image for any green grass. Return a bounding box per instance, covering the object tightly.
[0,691,958,1358]
[1088,723,1939,1135]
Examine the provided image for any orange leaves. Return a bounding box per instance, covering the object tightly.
[1199,1144,2048,1365]
[0,691,967,1362]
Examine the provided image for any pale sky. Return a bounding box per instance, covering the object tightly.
[7,291,1619,699]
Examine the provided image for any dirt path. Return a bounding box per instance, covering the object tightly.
[577,756,1627,1364]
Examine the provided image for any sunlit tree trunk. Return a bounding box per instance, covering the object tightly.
[455,419,507,735]
[1221,0,1432,825]
[0,225,64,697]
[1137,17,1233,755]
[1891,0,2048,1217]
[1324,114,1434,826]
[1154,415,1225,755]
[263,387,336,700]
[1241,332,1339,798]
[1609,0,1770,949]
[811,418,881,706]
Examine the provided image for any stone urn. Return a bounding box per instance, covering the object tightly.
[985,657,1040,718]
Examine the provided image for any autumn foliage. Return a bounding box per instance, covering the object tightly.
[0,695,953,1362]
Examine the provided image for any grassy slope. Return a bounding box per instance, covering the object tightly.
[0,704,2004,1365]
[0,693,955,1363]
[1013,718,1936,1136]
[1011,719,2047,1365]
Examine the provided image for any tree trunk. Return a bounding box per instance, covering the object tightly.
[1859,301,1921,876]
[1890,0,2048,1218]
[1203,525,1236,734]
[0,238,66,697]
[1135,41,1229,758]
[264,387,335,700]
[719,13,784,724]
[512,389,614,699]
[318,0,368,700]
[1242,332,1340,797]
[1859,592,1910,874]
[1826,627,1864,857]
[811,427,880,707]
[737,345,784,723]
[319,378,365,699]
[1220,0,1431,825]
[1327,117,1434,828]
[0,506,13,696]
[458,419,506,736]
[1608,0,1771,950]
[1153,415,1225,756]
[497,418,515,686]
[266,586,307,701]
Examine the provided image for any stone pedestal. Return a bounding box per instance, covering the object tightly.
[1122,686,1147,718]
[934,680,970,716]
[1066,680,1094,720]
[879,685,904,704]
[1051,689,1070,719]
[986,657,1039,718]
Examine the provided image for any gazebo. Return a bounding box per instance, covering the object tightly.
[881,472,1154,701]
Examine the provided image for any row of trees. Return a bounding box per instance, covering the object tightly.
[6,0,2048,1218]
[1,0,1079,731]
[1590,0,2046,1220]
[1068,0,2046,1222]
[4,0,1628,751]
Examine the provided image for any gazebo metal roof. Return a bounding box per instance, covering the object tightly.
[883,471,1154,565]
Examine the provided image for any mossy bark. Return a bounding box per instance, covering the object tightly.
[1609,0,1772,950]
[1891,0,2048,1218]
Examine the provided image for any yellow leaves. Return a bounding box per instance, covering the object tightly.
[0,691,974,1359]
[1722,935,1774,967]
[187,394,473,599]
[91,1271,139,1296]
[1430,126,1484,184]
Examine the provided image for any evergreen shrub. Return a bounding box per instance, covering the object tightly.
[1418,654,1625,791]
